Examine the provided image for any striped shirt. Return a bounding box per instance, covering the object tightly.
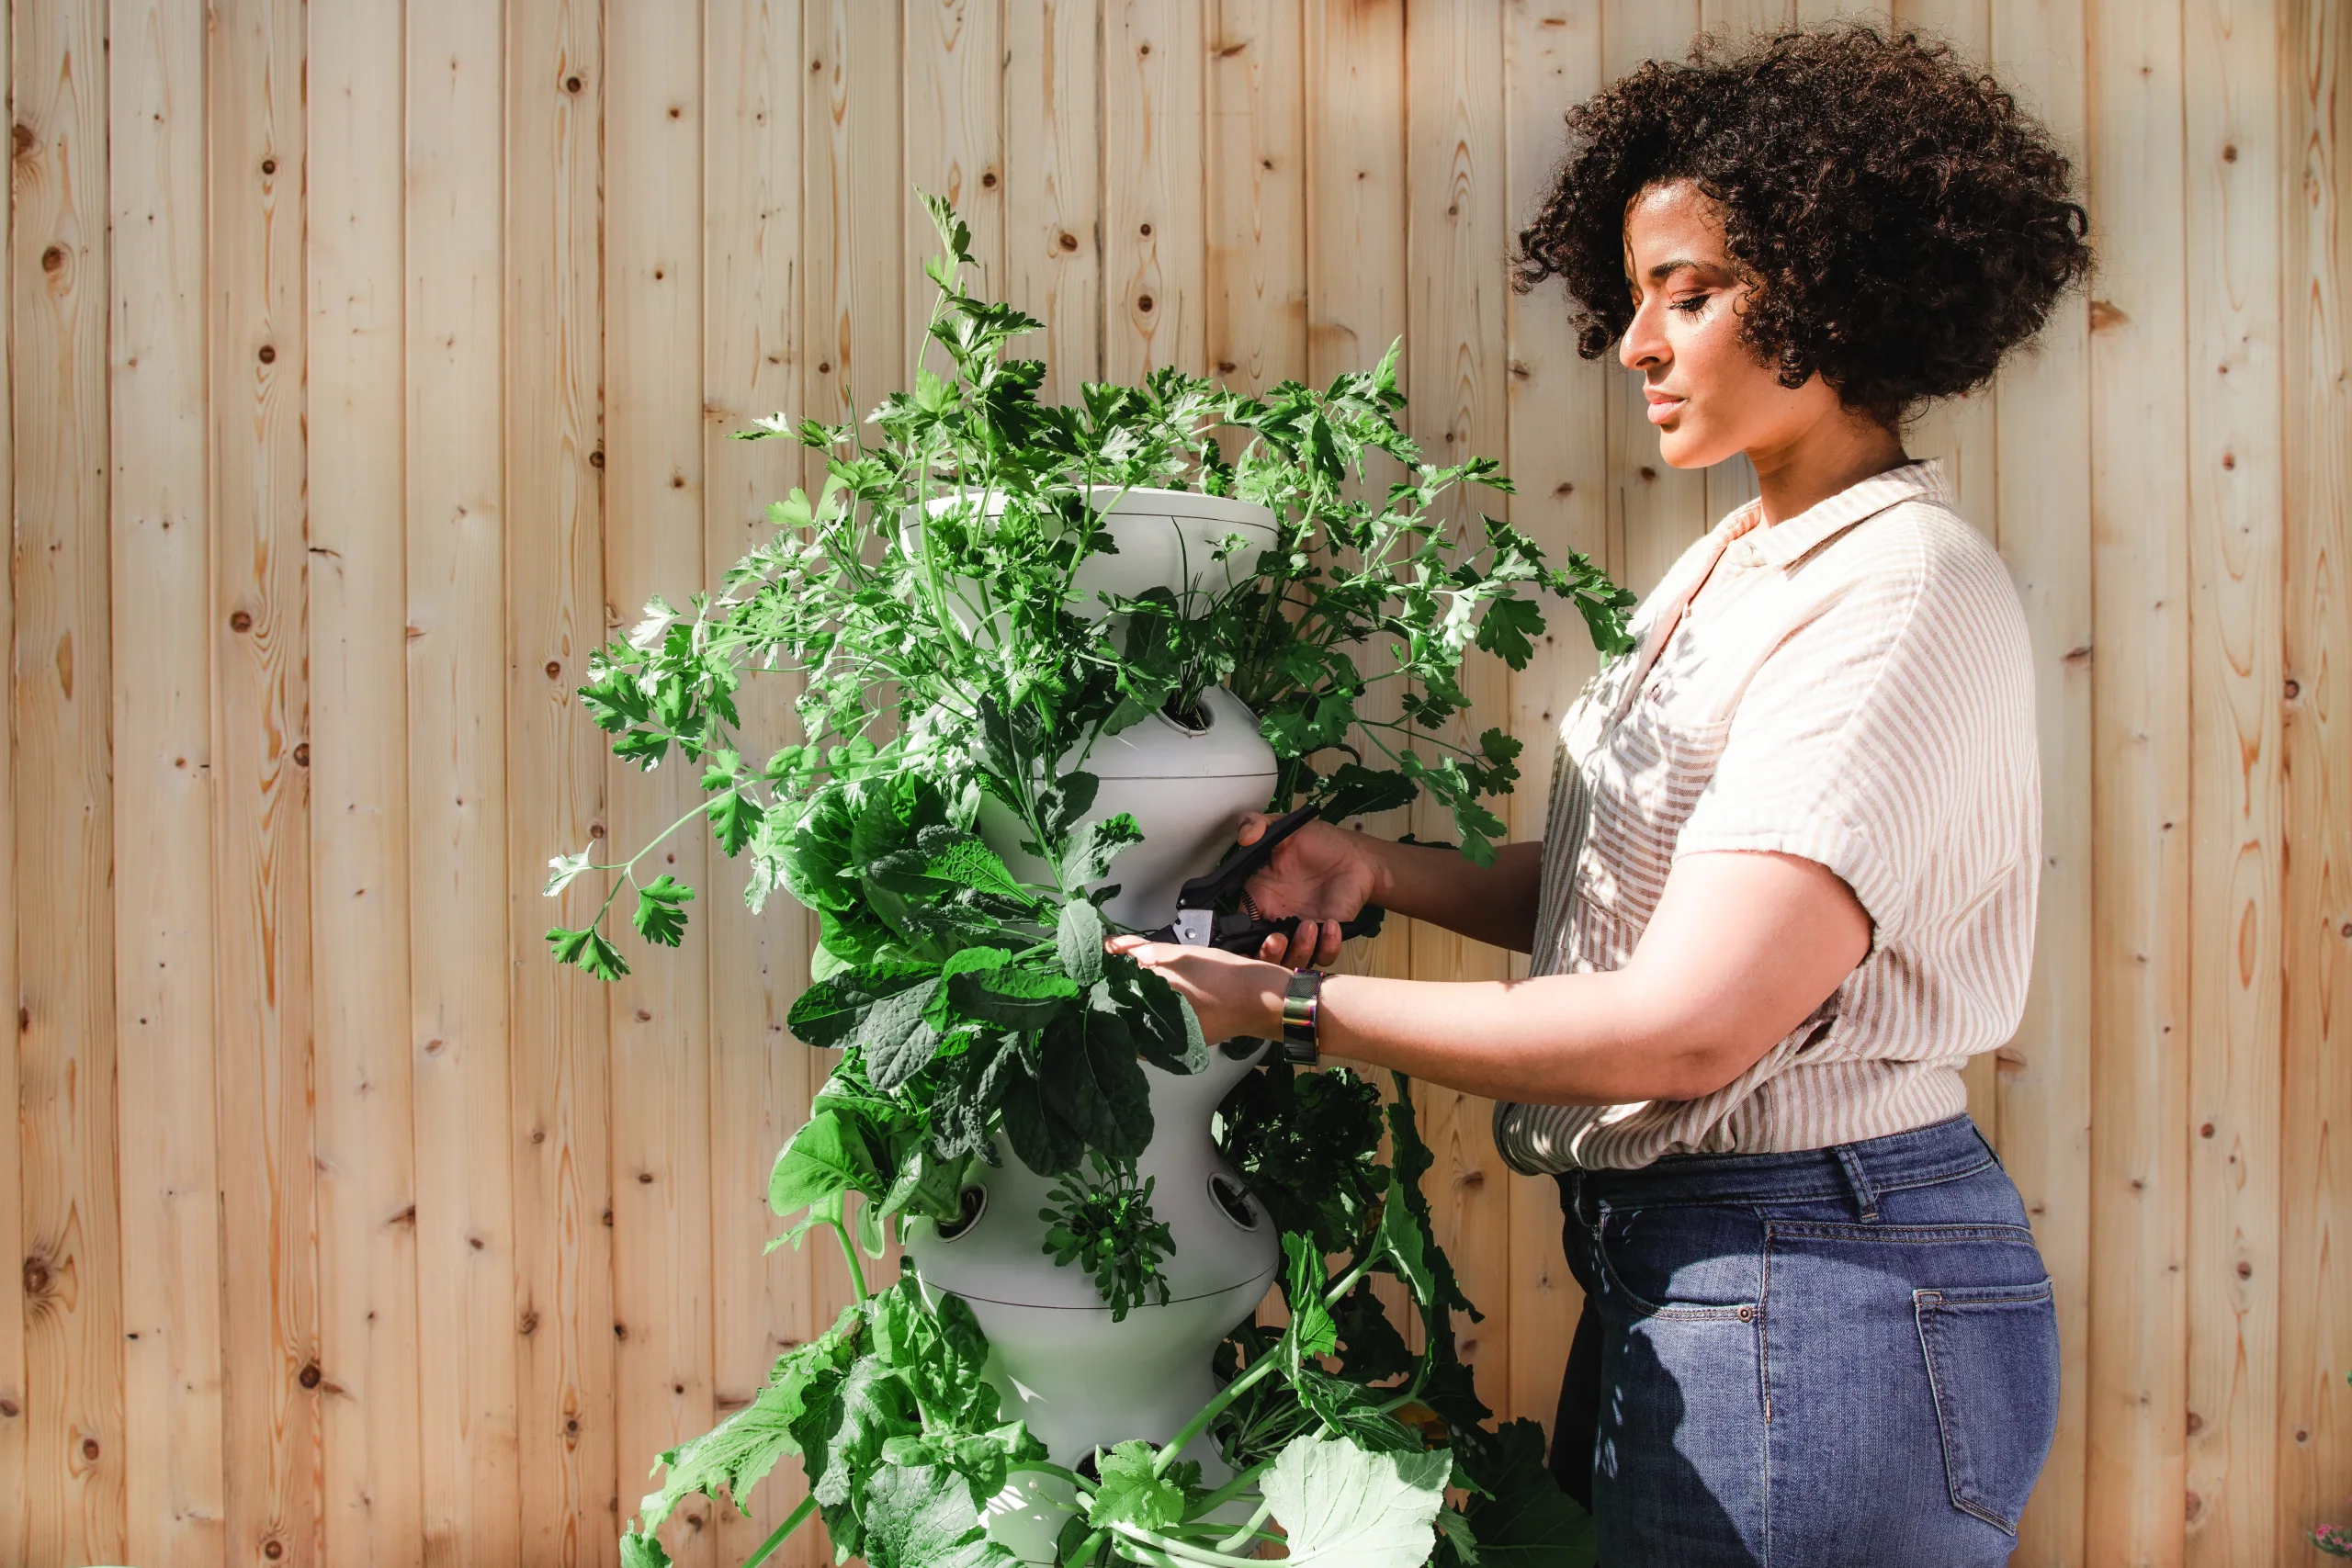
[1494,460,2039,1173]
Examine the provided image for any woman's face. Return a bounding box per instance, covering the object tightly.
[1619,179,1842,468]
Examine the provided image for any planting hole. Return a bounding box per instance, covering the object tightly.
[935,1184,988,1242]
[1209,1174,1259,1231]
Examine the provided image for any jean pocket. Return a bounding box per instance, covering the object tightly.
[1913,1279,2059,1534]
[1594,1205,1761,1321]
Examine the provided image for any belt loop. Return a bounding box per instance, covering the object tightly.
[1834,1144,1881,1224]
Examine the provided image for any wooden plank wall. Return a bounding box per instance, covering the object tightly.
[0,4,2345,1565]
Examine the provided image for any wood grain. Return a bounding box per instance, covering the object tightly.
[1207,0,1306,397]
[107,0,229,1560]
[1105,0,1207,378]
[704,2,818,1562]
[607,3,718,1561]
[10,1,124,1562]
[2181,2,2286,1559]
[1404,0,1514,1414]
[506,0,618,1562]
[2279,0,2352,1551]
[0,0,23,1546]
[407,6,525,1562]
[1499,0,1607,1434]
[1986,0,2094,1556]
[1004,0,1103,399]
[308,2,428,1562]
[2086,2,2196,1562]
[904,0,1005,329]
[209,1,323,1563]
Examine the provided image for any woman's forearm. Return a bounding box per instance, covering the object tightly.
[1362,837,1545,953]
[1310,969,1726,1104]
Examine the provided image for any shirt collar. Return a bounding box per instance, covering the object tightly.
[1718,458,1950,570]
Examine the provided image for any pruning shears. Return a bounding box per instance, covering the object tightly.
[1147,804,1387,954]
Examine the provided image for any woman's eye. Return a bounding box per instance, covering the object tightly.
[1669,293,1711,314]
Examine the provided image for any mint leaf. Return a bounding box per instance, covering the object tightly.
[543,847,594,897]
[1261,1432,1452,1568]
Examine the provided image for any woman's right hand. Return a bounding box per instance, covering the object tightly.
[1235,812,1385,969]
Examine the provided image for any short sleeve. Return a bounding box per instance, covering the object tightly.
[1673,524,2031,955]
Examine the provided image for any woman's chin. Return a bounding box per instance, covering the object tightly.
[1653,424,1724,469]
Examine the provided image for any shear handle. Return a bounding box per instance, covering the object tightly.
[1174,803,1322,914]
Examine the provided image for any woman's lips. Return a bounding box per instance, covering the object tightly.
[1645,392,1686,425]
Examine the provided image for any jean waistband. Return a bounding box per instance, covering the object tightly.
[1555,1113,1996,1222]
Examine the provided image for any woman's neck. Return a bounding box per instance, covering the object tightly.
[1745,406,1910,525]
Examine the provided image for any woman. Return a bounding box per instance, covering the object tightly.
[1108,24,2091,1567]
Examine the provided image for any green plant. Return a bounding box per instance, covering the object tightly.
[563,191,1623,1566]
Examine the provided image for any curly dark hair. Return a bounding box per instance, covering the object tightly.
[1514,23,2091,427]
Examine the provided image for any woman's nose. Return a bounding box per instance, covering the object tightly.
[1619,300,1667,370]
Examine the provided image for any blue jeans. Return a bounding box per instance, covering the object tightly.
[1548,1114,2060,1567]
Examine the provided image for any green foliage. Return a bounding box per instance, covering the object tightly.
[578,190,1611,1568]
[1042,1154,1176,1322]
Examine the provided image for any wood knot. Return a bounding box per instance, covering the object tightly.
[23,1257,51,1299]
[1217,360,1236,374]
[230,610,253,633]
[1639,467,1657,481]
[519,1309,540,1337]
[1136,294,1155,313]
[0,1399,17,1419]
[1058,231,1079,252]
[12,124,34,154]
[614,1322,629,1341]
[588,449,605,468]
[1555,481,1574,496]
[40,245,63,274]
[2088,299,2129,333]
[2187,1410,2205,1435]
[980,170,998,188]
[1139,222,1153,237]
[2199,1122,2214,1138]
[2235,1260,2252,1280]
[264,1540,284,1561]
[292,742,310,767]
[81,1437,100,1461]
[257,344,277,364]
[299,1363,322,1389]
[565,76,582,94]
[546,660,563,680]
[261,157,277,175]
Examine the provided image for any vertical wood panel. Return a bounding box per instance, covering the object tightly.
[2181,0,2285,1558]
[1405,0,1513,1409]
[799,0,906,1404]
[507,0,618,1562]
[2086,1,2195,1561]
[209,0,322,1562]
[1105,0,1206,378]
[1988,0,2095,1557]
[0,0,23,1543]
[607,3,718,1562]
[703,2,817,1562]
[1602,0,1709,595]
[1004,0,1102,399]
[1305,0,1414,994]
[9,1,123,1561]
[109,0,229,1561]
[309,0,428,1562]
[905,0,1005,327]
[407,6,523,1562]
[1207,0,1306,397]
[107,3,230,1561]
[1500,0,1606,1432]
[2279,0,2352,1548]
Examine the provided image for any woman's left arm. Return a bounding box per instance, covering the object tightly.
[1107,847,1870,1105]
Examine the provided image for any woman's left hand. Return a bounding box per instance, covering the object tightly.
[1103,934,1293,1044]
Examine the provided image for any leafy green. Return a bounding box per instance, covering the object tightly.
[1041,1154,1174,1321]
[1261,1432,1453,1568]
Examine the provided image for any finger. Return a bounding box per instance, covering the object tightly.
[1235,811,1268,847]
[1314,920,1342,969]
[1104,934,1148,954]
[1259,930,1287,964]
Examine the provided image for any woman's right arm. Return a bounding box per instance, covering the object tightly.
[1237,815,1546,967]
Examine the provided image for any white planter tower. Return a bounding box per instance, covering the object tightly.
[898,488,1285,1562]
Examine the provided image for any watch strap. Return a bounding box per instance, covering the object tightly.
[1280,969,1323,1065]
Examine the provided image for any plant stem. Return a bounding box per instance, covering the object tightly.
[1184,1458,1272,1521]
[1111,1522,1270,1568]
[1153,1350,1282,1479]
[740,1493,818,1568]
[830,1213,869,1303]
[1212,1500,1277,1556]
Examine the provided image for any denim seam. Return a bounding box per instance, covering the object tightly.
[1762,1220,2038,1246]
[1594,1207,1763,1321]
[1913,1290,2026,1536]
[1576,1154,1996,1212]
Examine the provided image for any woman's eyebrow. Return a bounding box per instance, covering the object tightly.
[1645,257,1713,281]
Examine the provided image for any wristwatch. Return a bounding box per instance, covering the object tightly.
[1280,969,1324,1065]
